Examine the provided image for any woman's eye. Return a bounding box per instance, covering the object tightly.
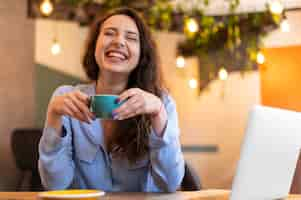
[127,37,138,42]
[104,31,114,36]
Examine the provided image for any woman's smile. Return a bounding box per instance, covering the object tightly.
[105,48,129,63]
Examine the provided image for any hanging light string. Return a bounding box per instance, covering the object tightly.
[51,20,61,55]
[37,0,292,91]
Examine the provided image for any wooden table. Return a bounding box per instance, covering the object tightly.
[0,190,301,200]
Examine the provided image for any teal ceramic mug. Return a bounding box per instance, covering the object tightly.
[89,95,122,119]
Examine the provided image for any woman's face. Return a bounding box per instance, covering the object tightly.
[95,14,141,76]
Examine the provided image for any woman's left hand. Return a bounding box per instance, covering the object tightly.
[112,88,162,120]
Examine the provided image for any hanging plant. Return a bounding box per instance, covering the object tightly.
[32,0,286,92]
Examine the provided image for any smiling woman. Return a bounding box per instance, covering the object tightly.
[38,7,185,192]
[95,15,140,74]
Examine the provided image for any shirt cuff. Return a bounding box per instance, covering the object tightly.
[149,120,171,149]
[40,126,69,153]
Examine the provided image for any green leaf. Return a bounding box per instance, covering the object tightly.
[204,0,209,6]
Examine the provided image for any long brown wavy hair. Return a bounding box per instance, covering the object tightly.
[82,7,165,163]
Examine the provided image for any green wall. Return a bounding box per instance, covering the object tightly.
[35,64,82,127]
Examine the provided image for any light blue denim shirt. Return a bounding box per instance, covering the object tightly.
[38,83,185,192]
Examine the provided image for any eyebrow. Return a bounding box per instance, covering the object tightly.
[103,27,139,36]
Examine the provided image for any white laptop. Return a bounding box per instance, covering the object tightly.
[230,105,301,200]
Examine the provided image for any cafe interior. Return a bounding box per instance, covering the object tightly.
[1,0,301,199]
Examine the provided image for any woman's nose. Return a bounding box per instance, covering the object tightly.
[113,34,126,47]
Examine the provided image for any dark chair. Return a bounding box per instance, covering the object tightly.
[181,161,202,191]
[11,128,44,191]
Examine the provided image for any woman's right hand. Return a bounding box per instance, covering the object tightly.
[46,90,95,130]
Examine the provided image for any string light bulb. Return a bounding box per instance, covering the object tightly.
[40,0,54,16]
[269,0,284,15]
[189,78,198,89]
[218,67,228,81]
[51,39,61,55]
[257,52,265,64]
[281,19,290,32]
[176,56,185,68]
[185,18,199,33]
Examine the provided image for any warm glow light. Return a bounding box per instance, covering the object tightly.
[186,18,199,33]
[40,0,54,16]
[51,41,61,55]
[269,0,284,15]
[257,52,265,64]
[218,68,228,81]
[176,56,185,68]
[281,19,290,32]
[189,78,198,89]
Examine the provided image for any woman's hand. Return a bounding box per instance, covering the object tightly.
[47,90,95,125]
[113,88,162,120]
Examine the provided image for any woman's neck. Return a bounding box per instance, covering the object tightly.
[96,71,128,95]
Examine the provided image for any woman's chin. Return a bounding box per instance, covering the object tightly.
[102,64,132,74]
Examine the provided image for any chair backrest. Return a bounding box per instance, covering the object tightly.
[181,161,202,191]
[11,128,43,191]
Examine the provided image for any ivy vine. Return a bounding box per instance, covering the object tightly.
[50,0,284,91]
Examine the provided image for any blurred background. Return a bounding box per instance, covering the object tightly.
[1,0,301,192]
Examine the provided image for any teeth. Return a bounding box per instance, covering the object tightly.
[107,51,126,60]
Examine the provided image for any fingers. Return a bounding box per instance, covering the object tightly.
[61,105,76,118]
[114,93,139,113]
[73,90,90,105]
[48,89,95,124]
[63,98,90,123]
[73,90,93,117]
[113,96,142,120]
[56,90,94,123]
[117,88,140,103]
[67,93,94,121]
[120,106,143,120]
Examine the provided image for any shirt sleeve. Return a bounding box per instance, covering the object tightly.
[143,95,185,192]
[38,85,75,190]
